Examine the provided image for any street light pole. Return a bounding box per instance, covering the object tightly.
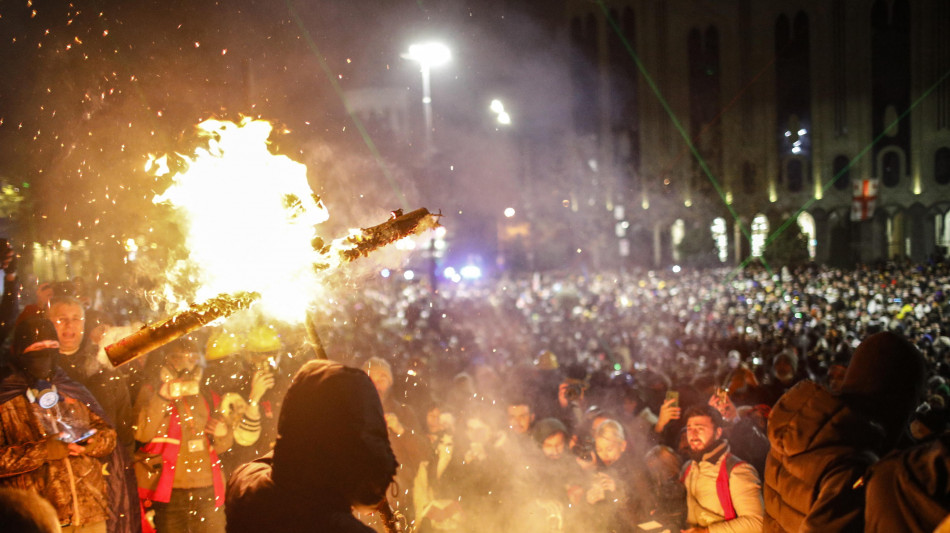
[403,42,451,160]
[403,42,450,292]
[420,62,434,158]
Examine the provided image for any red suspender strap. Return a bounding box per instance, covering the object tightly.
[717,452,742,521]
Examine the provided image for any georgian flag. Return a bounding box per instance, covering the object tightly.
[851,179,878,221]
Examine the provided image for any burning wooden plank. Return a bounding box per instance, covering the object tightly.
[106,207,441,367]
[313,207,442,269]
[106,292,260,367]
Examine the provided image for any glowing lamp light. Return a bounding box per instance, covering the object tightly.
[504,207,516,218]
[497,111,511,125]
[490,99,505,114]
[443,266,457,279]
[672,265,682,273]
[404,270,415,281]
[403,42,451,69]
[460,265,482,280]
[381,268,391,278]
[60,240,73,251]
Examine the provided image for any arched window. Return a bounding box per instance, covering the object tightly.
[833,155,852,190]
[797,212,817,259]
[751,214,769,257]
[711,217,728,263]
[882,150,901,187]
[671,219,685,261]
[936,147,950,185]
[940,211,950,250]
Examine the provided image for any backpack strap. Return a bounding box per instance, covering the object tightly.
[717,452,746,521]
[680,461,693,484]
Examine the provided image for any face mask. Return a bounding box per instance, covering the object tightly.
[16,348,58,381]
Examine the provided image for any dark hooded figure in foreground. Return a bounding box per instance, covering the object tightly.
[763,331,928,533]
[225,359,398,533]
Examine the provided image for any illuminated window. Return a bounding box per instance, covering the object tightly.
[751,214,769,257]
[797,212,817,259]
[671,219,685,261]
[711,217,728,263]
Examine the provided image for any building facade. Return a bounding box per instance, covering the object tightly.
[559,0,950,267]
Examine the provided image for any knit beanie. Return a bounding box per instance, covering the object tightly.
[532,417,567,445]
[12,318,59,357]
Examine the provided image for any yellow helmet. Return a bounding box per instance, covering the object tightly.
[247,325,281,353]
[534,350,559,370]
[206,331,246,361]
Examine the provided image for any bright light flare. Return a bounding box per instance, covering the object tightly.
[460,265,481,280]
[403,42,451,68]
[151,118,329,323]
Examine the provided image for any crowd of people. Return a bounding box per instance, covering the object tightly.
[2,244,950,532]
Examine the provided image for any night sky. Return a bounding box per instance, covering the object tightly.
[0,0,565,272]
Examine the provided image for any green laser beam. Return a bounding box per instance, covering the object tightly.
[285,0,408,209]
[596,2,772,274]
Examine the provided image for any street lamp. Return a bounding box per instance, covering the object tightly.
[402,42,451,157]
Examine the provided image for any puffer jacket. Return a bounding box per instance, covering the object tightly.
[0,393,117,527]
[764,380,882,533]
[864,432,950,532]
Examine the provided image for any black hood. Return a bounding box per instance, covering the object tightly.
[272,359,397,507]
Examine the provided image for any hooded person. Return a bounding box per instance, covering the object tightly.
[0,317,120,532]
[225,359,397,533]
[764,331,928,533]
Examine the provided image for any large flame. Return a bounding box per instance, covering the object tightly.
[150,118,329,323]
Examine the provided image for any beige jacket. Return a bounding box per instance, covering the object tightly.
[683,440,764,533]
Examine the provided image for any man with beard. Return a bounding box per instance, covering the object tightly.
[680,405,764,533]
[0,318,118,532]
[530,418,587,529]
